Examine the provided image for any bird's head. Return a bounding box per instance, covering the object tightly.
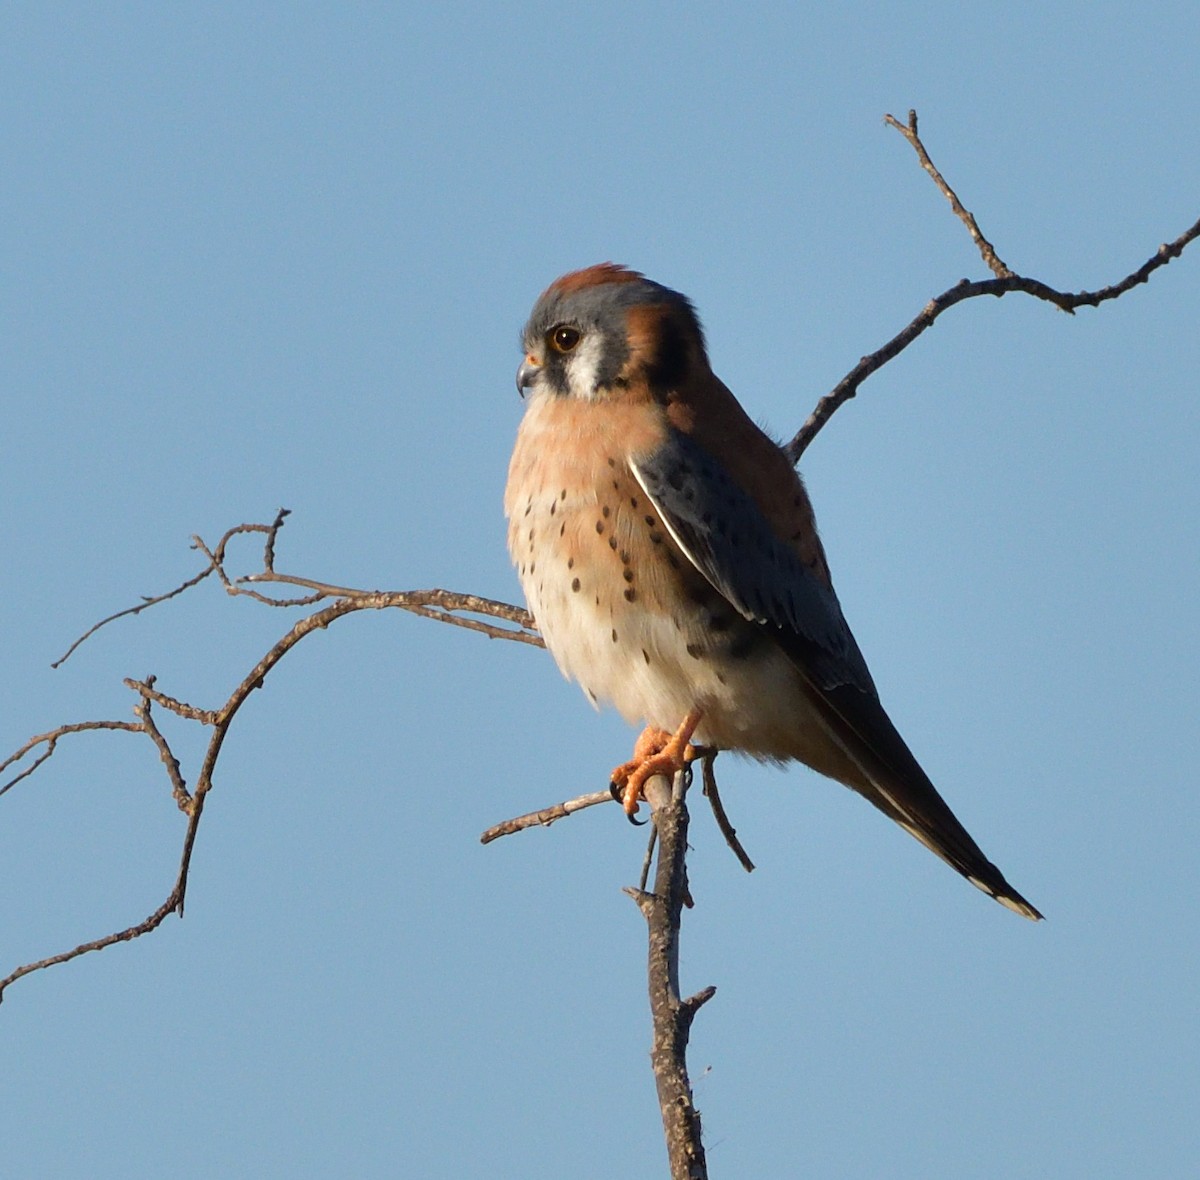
[517,264,707,402]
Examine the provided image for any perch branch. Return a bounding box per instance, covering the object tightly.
[625,770,715,1180]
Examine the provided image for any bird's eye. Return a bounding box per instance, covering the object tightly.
[549,325,582,353]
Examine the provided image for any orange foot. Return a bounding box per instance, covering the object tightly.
[610,708,704,818]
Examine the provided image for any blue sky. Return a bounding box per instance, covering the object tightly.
[2,4,1198,1176]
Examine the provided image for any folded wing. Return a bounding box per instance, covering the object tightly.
[631,428,1041,920]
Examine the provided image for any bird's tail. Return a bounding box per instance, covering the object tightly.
[806,682,1043,921]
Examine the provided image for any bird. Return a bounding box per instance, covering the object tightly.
[504,263,1041,920]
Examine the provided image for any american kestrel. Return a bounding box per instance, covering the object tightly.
[505,264,1041,920]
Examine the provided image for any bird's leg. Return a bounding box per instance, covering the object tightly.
[610,707,704,817]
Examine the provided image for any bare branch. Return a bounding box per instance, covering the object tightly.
[784,112,1200,460]
[0,696,210,998]
[56,514,543,667]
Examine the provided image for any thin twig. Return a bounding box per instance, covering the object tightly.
[0,720,143,798]
[701,753,754,873]
[241,571,378,598]
[0,892,186,998]
[51,568,215,668]
[123,679,219,725]
[479,789,614,843]
[884,109,1013,277]
[261,507,289,571]
[639,816,659,894]
[130,676,192,813]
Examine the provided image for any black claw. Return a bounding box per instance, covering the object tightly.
[611,780,647,824]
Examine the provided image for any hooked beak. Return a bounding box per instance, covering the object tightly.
[516,355,540,397]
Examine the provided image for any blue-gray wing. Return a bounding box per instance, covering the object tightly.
[630,427,875,696]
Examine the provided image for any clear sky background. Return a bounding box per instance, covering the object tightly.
[3,5,1198,1177]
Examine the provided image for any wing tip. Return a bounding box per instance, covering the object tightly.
[969,874,1044,922]
[894,813,1044,922]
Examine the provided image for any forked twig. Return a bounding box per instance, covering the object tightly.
[2,522,541,1001]
[52,511,296,666]
[0,720,143,798]
[784,110,1200,460]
